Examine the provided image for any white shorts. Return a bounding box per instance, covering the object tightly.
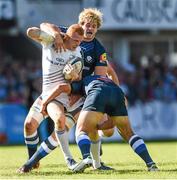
[26,96,46,124]
[27,96,84,126]
[66,97,85,113]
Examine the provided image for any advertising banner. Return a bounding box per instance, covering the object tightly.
[100,0,177,30]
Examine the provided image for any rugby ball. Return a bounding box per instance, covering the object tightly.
[68,55,83,74]
[63,56,83,80]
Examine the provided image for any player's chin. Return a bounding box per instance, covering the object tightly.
[85,33,94,39]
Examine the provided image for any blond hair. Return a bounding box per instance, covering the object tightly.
[78,8,103,29]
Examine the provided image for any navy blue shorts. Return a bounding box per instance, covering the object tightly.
[82,83,128,116]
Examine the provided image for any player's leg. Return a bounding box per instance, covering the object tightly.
[55,112,77,169]
[17,112,78,173]
[98,114,114,138]
[47,101,76,167]
[98,114,114,157]
[18,101,67,173]
[73,111,104,172]
[17,131,58,173]
[24,97,45,161]
[112,116,158,171]
[95,114,115,169]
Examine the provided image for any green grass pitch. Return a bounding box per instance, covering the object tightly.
[0,142,176,179]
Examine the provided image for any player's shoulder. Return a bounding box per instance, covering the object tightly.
[82,38,105,50]
[74,46,82,57]
[94,38,104,48]
[60,49,71,57]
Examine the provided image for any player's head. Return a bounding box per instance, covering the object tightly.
[64,24,84,50]
[78,8,103,41]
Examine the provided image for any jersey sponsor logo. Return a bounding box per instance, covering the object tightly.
[56,58,64,63]
[86,56,93,63]
[46,56,65,66]
[99,53,107,61]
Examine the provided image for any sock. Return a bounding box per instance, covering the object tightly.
[55,129,73,161]
[129,135,154,166]
[25,131,39,159]
[90,139,101,169]
[25,134,58,168]
[98,131,104,156]
[76,132,91,159]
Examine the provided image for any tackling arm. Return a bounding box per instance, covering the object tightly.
[40,83,71,114]
[107,62,119,85]
[94,63,119,85]
[94,66,107,76]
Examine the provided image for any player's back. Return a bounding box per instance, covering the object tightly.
[82,75,127,116]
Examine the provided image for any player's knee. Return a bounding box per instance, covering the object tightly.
[65,113,76,130]
[119,128,134,141]
[75,130,88,143]
[54,114,66,130]
[99,128,114,137]
[89,131,99,141]
[51,132,58,141]
[105,128,114,137]
[24,119,38,133]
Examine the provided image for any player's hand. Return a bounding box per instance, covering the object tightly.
[53,33,66,52]
[63,64,79,81]
[40,101,48,116]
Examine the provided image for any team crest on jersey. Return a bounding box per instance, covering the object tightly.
[86,56,93,63]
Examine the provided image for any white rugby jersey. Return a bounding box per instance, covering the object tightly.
[41,40,82,109]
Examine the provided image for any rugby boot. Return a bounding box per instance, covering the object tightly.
[147,163,159,171]
[66,158,77,170]
[72,156,92,173]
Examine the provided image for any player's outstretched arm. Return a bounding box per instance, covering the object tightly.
[94,66,107,76]
[107,62,119,85]
[26,27,42,43]
[40,22,66,52]
[26,27,54,44]
[40,83,71,114]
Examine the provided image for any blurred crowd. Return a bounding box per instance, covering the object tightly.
[0,52,42,108]
[0,52,177,108]
[113,56,177,106]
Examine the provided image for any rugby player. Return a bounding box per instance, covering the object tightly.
[39,75,159,172]
[17,24,84,173]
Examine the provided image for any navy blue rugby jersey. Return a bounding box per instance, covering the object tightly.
[71,75,116,96]
[59,26,108,78]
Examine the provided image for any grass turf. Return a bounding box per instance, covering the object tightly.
[0,142,177,179]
